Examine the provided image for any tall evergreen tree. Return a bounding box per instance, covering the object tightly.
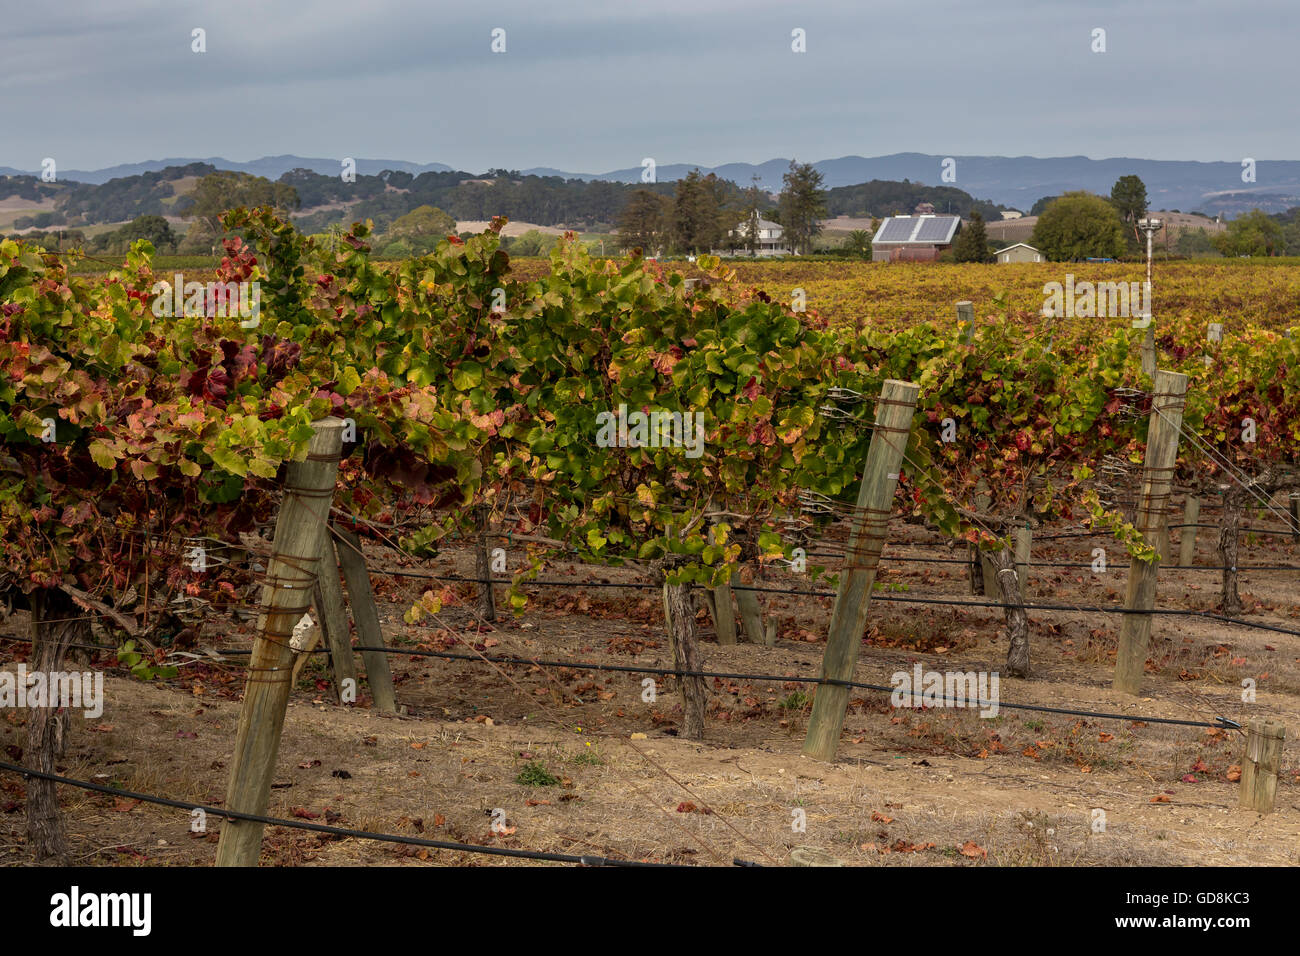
[1110,175,1149,237]
[618,189,668,253]
[778,160,827,254]
[952,211,989,262]
[670,169,725,254]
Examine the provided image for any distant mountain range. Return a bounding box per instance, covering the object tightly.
[4,152,1299,217]
[0,156,453,186]
[527,154,1300,217]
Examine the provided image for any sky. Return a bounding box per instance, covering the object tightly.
[2,0,1296,174]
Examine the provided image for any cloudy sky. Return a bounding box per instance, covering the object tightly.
[1,0,1294,174]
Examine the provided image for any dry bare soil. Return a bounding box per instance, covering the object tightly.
[1,510,1297,867]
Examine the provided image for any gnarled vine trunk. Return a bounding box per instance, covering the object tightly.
[661,579,706,740]
[26,588,90,863]
[968,544,984,595]
[1217,489,1244,616]
[989,548,1030,677]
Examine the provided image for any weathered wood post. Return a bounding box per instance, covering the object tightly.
[312,533,358,702]
[1239,720,1285,813]
[803,379,918,761]
[332,525,398,714]
[474,504,496,621]
[733,572,769,645]
[708,524,737,645]
[1113,371,1188,695]
[1014,524,1032,592]
[1140,329,1157,378]
[1177,496,1201,567]
[975,481,998,596]
[1289,493,1299,544]
[216,418,344,867]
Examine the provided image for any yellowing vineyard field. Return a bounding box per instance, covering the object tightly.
[716,260,1300,332]
[510,255,1300,331]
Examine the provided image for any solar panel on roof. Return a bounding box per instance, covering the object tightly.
[914,217,956,242]
[878,218,915,241]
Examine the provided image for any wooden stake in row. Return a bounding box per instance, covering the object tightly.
[217,419,399,867]
[1177,496,1200,566]
[1113,370,1188,696]
[216,419,345,867]
[803,379,919,762]
[333,525,397,714]
[1240,720,1286,813]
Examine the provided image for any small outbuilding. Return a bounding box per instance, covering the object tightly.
[994,242,1042,263]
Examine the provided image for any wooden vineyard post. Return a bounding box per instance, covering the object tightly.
[1177,496,1201,567]
[332,525,398,714]
[711,577,737,644]
[475,504,496,622]
[1239,720,1285,813]
[975,482,998,597]
[709,524,737,645]
[312,533,358,702]
[1113,370,1189,695]
[662,577,706,740]
[734,574,770,645]
[1290,493,1299,544]
[1014,524,1032,592]
[216,418,344,867]
[1140,328,1157,378]
[957,300,975,343]
[803,379,918,761]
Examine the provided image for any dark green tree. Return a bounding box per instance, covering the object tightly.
[121,215,176,251]
[951,211,989,262]
[778,160,827,255]
[1174,227,1220,257]
[1214,209,1284,257]
[1029,195,1060,217]
[670,170,724,254]
[617,189,670,254]
[388,204,456,238]
[1110,175,1149,232]
[1030,192,1126,261]
[190,171,299,239]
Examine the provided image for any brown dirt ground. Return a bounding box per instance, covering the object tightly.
[2,504,1298,867]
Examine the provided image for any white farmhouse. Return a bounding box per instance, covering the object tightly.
[725,218,792,256]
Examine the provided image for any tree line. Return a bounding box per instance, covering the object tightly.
[10,164,1300,261]
[616,161,829,256]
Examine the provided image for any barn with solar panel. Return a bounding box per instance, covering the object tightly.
[870,214,962,262]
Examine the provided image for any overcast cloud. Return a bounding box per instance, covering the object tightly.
[1,0,1295,173]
